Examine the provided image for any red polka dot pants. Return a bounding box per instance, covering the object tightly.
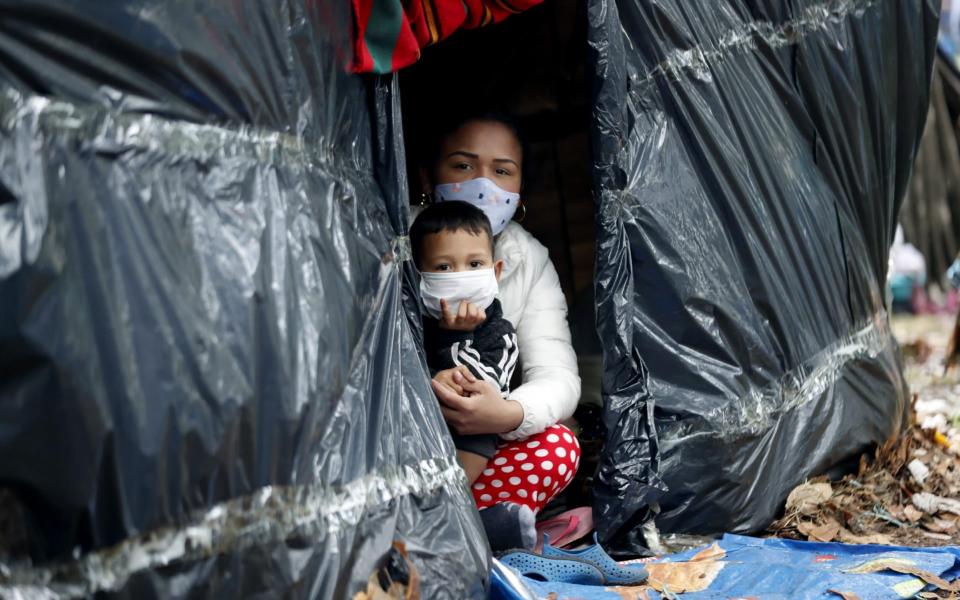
[471,424,580,514]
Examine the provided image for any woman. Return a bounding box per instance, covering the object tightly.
[417,113,581,549]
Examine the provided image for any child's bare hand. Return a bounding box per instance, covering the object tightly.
[433,366,473,395]
[439,298,486,331]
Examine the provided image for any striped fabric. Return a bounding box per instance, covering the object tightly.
[351,0,545,73]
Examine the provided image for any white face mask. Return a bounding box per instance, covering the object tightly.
[433,177,520,235]
[419,269,499,320]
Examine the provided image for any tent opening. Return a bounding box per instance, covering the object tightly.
[400,2,593,305]
[399,0,604,510]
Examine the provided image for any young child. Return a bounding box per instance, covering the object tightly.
[410,201,519,486]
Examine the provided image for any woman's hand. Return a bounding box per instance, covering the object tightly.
[432,370,524,435]
[433,366,471,395]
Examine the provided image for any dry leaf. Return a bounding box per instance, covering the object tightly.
[646,561,725,594]
[689,543,725,562]
[935,457,953,476]
[827,590,861,600]
[786,483,833,516]
[847,559,960,592]
[903,505,924,522]
[352,542,419,600]
[809,519,841,542]
[838,528,892,545]
[798,520,841,542]
[923,518,957,534]
[604,587,652,600]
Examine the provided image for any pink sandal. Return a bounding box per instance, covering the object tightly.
[535,506,594,552]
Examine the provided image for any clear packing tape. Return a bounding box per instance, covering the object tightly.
[677,313,895,439]
[633,0,881,90]
[0,458,465,598]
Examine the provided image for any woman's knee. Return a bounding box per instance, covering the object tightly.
[521,424,580,482]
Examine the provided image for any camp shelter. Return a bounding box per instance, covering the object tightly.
[0,0,938,597]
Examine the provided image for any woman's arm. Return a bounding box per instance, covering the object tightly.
[432,373,524,435]
[500,248,580,440]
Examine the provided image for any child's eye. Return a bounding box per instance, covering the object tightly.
[469,261,484,268]
[435,264,451,271]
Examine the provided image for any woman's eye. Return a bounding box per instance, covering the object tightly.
[496,168,511,176]
[454,162,472,171]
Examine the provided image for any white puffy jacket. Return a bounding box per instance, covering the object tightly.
[493,222,581,439]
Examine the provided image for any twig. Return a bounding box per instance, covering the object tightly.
[872,507,908,529]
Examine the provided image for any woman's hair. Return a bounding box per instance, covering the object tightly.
[421,109,531,191]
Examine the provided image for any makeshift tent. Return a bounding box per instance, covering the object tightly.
[0,0,938,597]
[0,1,486,597]
[588,0,936,554]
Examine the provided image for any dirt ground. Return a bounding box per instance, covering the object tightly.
[766,313,960,552]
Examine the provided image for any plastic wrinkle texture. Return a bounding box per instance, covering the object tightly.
[672,313,892,439]
[0,88,366,183]
[0,457,465,598]
[0,3,488,598]
[634,0,880,91]
[393,235,413,263]
[587,0,936,553]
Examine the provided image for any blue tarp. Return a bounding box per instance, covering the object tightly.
[494,534,960,599]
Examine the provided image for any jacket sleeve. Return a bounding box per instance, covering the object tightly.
[456,317,519,397]
[428,327,470,372]
[432,323,519,396]
[501,246,581,440]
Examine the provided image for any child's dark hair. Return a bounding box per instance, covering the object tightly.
[421,110,530,191]
[410,201,493,268]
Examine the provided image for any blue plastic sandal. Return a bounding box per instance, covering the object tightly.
[541,533,648,585]
[498,549,606,585]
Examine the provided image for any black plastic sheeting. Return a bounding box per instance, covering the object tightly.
[587,0,938,553]
[0,1,487,597]
[901,54,960,289]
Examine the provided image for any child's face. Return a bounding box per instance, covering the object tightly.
[419,229,503,280]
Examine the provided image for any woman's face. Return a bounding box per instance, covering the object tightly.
[430,120,523,194]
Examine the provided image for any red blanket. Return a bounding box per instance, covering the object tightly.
[351,0,544,74]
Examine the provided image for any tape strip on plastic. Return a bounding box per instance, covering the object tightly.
[0,456,466,598]
[635,0,878,91]
[670,313,896,439]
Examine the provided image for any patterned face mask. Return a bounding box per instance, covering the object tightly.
[434,177,520,235]
[419,269,499,320]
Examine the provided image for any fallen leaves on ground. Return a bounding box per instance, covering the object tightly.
[827,590,861,600]
[768,317,960,550]
[689,543,725,562]
[352,542,420,600]
[766,315,960,597]
[786,482,834,516]
[641,544,726,595]
[798,519,841,542]
[846,558,960,593]
[767,422,960,548]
